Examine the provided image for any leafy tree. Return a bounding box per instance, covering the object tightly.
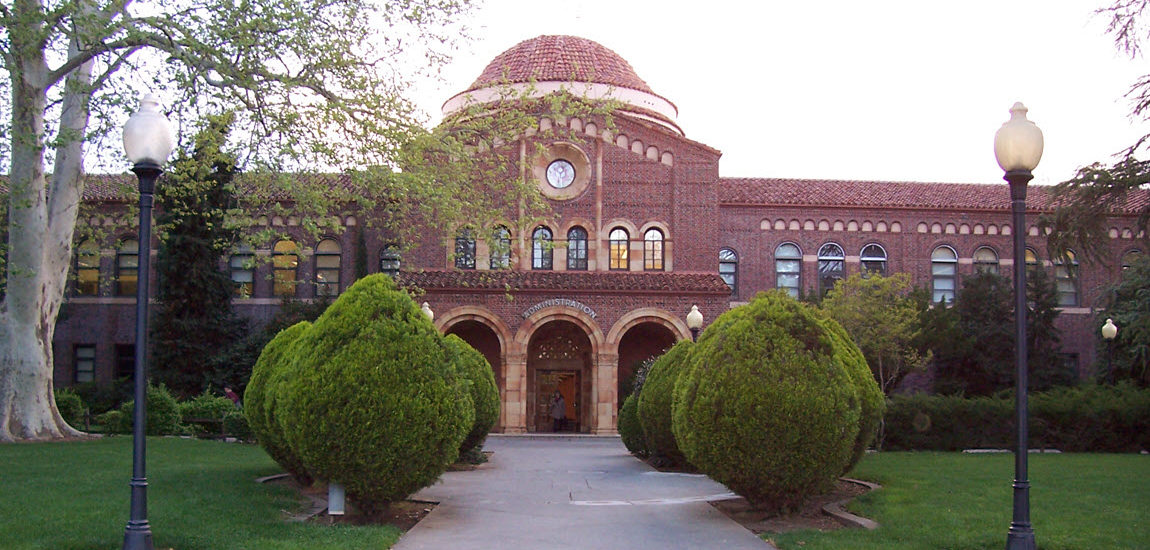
[1098,254,1150,385]
[151,113,248,398]
[0,0,477,441]
[821,273,929,394]
[928,270,1071,396]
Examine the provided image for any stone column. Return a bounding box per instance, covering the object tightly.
[593,352,619,435]
[502,352,528,434]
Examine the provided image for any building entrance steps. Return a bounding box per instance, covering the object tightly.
[395,435,776,550]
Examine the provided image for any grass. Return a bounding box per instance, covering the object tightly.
[768,452,1150,550]
[0,436,400,550]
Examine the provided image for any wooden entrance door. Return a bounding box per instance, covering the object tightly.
[532,362,580,432]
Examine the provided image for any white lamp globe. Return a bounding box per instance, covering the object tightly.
[994,102,1044,173]
[122,94,175,166]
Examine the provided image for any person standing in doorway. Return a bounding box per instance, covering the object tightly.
[550,390,566,432]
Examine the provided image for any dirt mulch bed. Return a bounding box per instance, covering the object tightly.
[709,479,872,534]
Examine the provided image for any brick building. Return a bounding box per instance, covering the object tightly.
[53,35,1147,434]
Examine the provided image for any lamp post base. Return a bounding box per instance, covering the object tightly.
[123,525,154,550]
[1006,529,1036,550]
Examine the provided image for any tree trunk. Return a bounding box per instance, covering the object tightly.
[0,5,91,442]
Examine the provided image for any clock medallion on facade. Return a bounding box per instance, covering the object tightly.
[546,159,576,189]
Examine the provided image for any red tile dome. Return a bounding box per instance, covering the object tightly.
[467,35,654,94]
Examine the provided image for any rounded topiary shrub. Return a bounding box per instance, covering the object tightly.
[637,340,692,465]
[819,317,884,473]
[245,321,312,482]
[278,275,473,514]
[444,334,500,456]
[672,291,862,510]
[618,392,647,457]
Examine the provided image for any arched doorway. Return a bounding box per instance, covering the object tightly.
[617,322,677,408]
[445,320,503,393]
[527,320,592,433]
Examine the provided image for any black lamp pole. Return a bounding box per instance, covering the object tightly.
[123,161,161,550]
[1005,169,1036,550]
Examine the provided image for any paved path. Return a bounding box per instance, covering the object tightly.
[395,435,775,550]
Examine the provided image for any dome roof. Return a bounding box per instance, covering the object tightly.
[466,35,654,94]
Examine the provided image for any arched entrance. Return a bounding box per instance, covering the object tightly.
[617,322,677,407]
[446,320,503,393]
[527,320,593,433]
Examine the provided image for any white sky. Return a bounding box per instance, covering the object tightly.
[410,0,1147,187]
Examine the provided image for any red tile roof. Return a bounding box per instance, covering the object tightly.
[719,177,1150,214]
[398,269,731,294]
[467,35,654,94]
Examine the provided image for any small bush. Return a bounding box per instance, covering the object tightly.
[54,388,86,429]
[444,334,500,455]
[102,385,186,436]
[673,292,861,510]
[637,340,692,465]
[179,392,235,422]
[70,379,132,414]
[279,275,472,514]
[223,411,252,440]
[96,410,128,434]
[244,321,312,483]
[618,392,647,457]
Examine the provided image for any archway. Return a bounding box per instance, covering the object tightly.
[616,322,676,407]
[526,320,593,433]
[446,320,503,393]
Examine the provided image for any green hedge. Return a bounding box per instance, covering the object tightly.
[636,340,692,465]
[98,384,186,436]
[884,382,1150,452]
[673,292,862,510]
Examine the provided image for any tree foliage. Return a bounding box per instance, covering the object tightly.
[821,273,929,394]
[151,113,248,398]
[1098,254,1150,385]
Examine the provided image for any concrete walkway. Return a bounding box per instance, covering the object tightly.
[395,435,775,550]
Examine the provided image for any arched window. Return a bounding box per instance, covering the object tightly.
[776,243,802,297]
[1025,248,1040,272]
[115,239,139,296]
[315,239,341,296]
[643,228,664,271]
[1121,250,1142,271]
[1053,250,1078,306]
[74,240,100,296]
[931,246,958,303]
[272,240,300,297]
[567,226,588,270]
[860,244,887,276]
[490,226,511,269]
[455,229,476,269]
[380,244,401,278]
[229,245,255,298]
[532,226,553,270]
[609,228,629,271]
[973,246,999,274]
[817,243,844,296]
[719,248,738,295]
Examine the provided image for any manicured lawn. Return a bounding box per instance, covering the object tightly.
[0,437,400,550]
[768,452,1150,550]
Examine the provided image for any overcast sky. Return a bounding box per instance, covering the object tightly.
[410,0,1146,187]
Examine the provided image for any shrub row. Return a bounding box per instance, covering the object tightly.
[83,384,251,439]
[883,382,1150,452]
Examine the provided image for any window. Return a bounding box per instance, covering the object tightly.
[1025,248,1040,272]
[776,243,802,297]
[643,228,664,271]
[609,228,629,270]
[380,244,401,278]
[817,243,844,296]
[272,240,299,297]
[931,246,958,303]
[115,344,135,379]
[315,239,341,296]
[532,226,553,270]
[454,229,476,269]
[567,227,588,270]
[973,246,999,274]
[1121,250,1142,271]
[229,245,255,298]
[490,227,511,269]
[860,244,887,276]
[720,248,738,295]
[115,239,139,296]
[74,345,96,383]
[1053,250,1078,306]
[74,240,100,296]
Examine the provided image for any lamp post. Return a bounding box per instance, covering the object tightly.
[121,94,175,550]
[686,305,703,342]
[1102,318,1118,378]
[994,101,1043,550]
